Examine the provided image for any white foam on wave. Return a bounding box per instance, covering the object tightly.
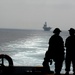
[12,51,43,66]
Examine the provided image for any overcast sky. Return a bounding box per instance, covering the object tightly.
[0,0,75,30]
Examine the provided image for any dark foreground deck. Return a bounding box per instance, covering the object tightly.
[0,66,73,75]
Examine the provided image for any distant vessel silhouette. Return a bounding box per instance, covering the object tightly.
[43,22,51,31]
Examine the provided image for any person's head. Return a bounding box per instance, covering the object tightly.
[53,28,61,35]
[68,28,75,36]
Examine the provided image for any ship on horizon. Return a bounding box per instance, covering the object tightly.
[43,22,52,31]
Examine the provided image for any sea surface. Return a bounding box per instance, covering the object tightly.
[0,29,73,73]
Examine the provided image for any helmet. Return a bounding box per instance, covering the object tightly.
[53,28,61,33]
[68,28,75,32]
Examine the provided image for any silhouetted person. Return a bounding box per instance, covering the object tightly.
[65,28,75,75]
[48,28,64,75]
[42,49,54,74]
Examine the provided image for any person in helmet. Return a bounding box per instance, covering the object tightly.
[48,28,64,75]
[65,28,75,75]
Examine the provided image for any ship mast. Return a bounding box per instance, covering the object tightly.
[44,22,47,27]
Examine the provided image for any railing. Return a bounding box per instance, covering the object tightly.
[0,54,54,75]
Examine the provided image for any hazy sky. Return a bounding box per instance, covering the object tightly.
[0,0,75,30]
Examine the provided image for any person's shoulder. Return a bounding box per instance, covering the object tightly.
[50,35,54,38]
[66,36,70,40]
[67,36,71,38]
[59,35,63,39]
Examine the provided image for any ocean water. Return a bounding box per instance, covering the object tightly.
[0,29,73,73]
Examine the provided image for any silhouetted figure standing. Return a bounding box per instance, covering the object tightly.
[42,28,64,75]
[48,28,64,75]
[65,28,75,75]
